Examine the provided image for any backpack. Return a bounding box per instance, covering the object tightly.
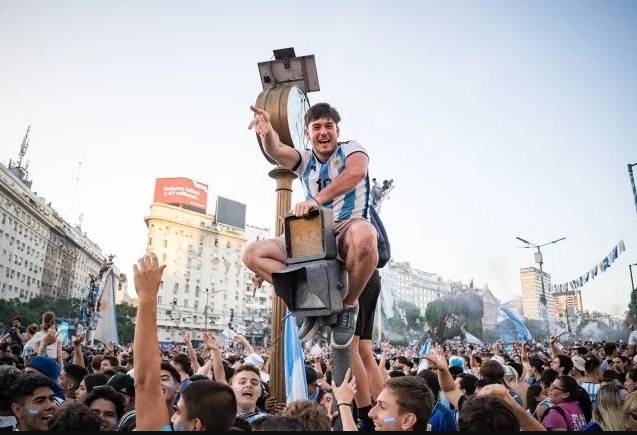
[368,206,391,268]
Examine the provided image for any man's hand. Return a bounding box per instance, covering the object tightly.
[41,329,58,347]
[184,333,191,345]
[73,332,85,347]
[264,396,285,415]
[477,384,516,406]
[203,333,220,353]
[425,353,449,371]
[332,368,357,406]
[133,253,165,302]
[248,106,273,139]
[291,199,318,217]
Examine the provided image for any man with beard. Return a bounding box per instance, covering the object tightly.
[9,374,59,431]
[232,365,268,424]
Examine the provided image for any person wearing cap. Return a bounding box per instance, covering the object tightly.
[571,355,586,384]
[305,364,324,402]
[107,373,136,431]
[24,356,65,403]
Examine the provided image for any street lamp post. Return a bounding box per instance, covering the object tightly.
[628,163,637,215]
[516,236,566,340]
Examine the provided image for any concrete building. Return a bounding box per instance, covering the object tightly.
[479,286,500,333]
[520,267,557,325]
[0,131,116,304]
[553,289,584,328]
[145,182,272,345]
[379,260,446,315]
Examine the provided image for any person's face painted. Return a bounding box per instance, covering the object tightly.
[160,370,179,405]
[11,386,58,431]
[368,387,416,431]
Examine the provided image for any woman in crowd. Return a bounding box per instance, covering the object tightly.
[580,384,625,431]
[541,375,588,431]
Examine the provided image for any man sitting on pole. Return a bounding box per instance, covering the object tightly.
[244,102,378,349]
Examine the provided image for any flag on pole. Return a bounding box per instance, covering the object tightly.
[417,338,431,372]
[94,268,119,345]
[283,312,308,404]
[500,306,532,341]
[464,330,484,346]
[619,240,626,253]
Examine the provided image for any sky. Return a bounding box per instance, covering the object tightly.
[1,0,635,315]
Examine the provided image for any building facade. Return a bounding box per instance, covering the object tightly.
[145,200,272,345]
[0,159,109,304]
[520,267,557,325]
[479,286,500,333]
[379,260,446,315]
[553,289,584,328]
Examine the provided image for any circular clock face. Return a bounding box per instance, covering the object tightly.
[286,86,310,152]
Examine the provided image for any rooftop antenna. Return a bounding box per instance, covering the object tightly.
[8,125,33,188]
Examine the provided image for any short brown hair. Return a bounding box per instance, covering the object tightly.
[233,364,260,378]
[283,400,331,431]
[304,103,341,126]
[385,376,435,431]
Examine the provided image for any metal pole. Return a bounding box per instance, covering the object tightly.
[268,166,296,404]
[631,264,635,293]
[628,164,637,215]
[537,247,550,340]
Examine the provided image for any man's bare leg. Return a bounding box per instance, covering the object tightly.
[359,339,384,400]
[341,222,378,306]
[241,239,286,285]
[351,336,372,408]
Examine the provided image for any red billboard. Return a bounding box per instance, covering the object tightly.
[154,178,208,213]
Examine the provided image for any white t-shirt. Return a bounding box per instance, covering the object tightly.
[22,331,59,359]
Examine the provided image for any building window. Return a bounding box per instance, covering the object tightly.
[194,300,199,309]
[163,240,168,248]
[158,295,162,305]
[174,283,179,294]
[184,299,189,307]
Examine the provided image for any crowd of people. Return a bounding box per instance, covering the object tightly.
[1,254,637,431]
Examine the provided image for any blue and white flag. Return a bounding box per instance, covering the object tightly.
[417,338,431,372]
[380,285,395,319]
[94,268,120,345]
[464,330,484,346]
[283,312,308,404]
[500,306,532,341]
[419,338,432,356]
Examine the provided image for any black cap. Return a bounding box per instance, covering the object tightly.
[305,365,323,385]
[107,373,135,397]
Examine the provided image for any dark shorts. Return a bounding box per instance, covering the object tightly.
[355,270,381,340]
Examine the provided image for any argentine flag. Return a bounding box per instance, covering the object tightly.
[416,338,431,372]
[284,311,308,404]
[464,330,484,346]
[500,306,532,341]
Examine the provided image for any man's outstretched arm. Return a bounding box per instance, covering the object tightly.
[133,254,170,431]
[249,105,300,169]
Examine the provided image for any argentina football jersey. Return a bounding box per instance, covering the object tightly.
[292,140,371,221]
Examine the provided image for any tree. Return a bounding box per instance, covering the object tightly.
[425,293,484,343]
[115,303,137,344]
[628,286,637,324]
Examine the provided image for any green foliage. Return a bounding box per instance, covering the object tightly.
[115,303,137,344]
[524,319,549,341]
[0,296,81,330]
[483,329,499,343]
[424,293,484,342]
[0,297,137,344]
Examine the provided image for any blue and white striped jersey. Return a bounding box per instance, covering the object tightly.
[293,141,371,221]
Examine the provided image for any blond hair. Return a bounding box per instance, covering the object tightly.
[593,384,625,431]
